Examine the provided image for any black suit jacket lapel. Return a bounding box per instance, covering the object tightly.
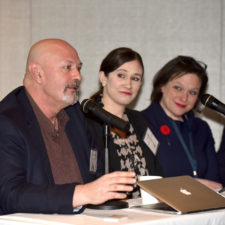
[17,88,54,183]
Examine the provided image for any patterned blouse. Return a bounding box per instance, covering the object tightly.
[111,114,149,197]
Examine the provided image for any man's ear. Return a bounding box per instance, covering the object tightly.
[28,62,43,84]
[99,71,107,86]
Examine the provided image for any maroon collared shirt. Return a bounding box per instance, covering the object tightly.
[27,93,83,184]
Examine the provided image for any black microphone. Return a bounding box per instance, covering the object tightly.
[201,94,225,116]
[81,99,130,132]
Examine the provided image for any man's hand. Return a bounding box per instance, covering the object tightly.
[73,171,136,207]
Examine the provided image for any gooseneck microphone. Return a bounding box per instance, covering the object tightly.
[81,99,130,132]
[201,94,225,116]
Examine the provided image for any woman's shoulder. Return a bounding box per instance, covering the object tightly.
[189,112,210,127]
[141,103,167,128]
[125,108,151,130]
[141,103,162,119]
[126,108,148,121]
[142,102,157,113]
[189,113,212,134]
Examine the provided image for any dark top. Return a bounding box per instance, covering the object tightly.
[142,102,221,182]
[0,87,103,215]
[217,127,225,186]
[84,105,163,177]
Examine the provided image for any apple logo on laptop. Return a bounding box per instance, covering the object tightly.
[180,188,191,195]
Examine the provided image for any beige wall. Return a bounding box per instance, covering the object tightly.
[0,0,225,149]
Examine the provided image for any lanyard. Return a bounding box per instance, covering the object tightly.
[170,118,198,177]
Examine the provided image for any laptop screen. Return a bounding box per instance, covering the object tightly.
[137,176,225,214]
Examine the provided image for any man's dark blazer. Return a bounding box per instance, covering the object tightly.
[0,87,102,215]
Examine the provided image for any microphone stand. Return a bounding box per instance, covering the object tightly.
[87,123,128,210]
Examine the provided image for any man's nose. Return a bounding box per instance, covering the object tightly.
[72,68,82,81]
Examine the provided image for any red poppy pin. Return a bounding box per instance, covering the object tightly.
[160,125,170,135]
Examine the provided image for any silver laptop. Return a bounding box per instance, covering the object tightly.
[136,175,225,214]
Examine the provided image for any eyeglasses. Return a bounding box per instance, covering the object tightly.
[178,55,207,72]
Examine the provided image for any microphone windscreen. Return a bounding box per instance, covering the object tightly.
[200,94,225,116]
[81,99,130,132]
[81,99,96,113]
[201,94,211,106]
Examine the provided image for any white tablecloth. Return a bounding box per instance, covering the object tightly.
[0,207,225,225]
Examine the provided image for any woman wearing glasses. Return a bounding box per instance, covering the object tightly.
[142,55,222,190]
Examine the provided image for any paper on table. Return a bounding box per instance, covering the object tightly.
[83,212,128,222]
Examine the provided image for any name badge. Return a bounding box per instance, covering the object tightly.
[89,148,97,173]
[143,128,159,155]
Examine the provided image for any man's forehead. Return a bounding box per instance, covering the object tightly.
[42,44,82,64]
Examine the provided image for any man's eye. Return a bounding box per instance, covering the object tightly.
[64,65,72,70]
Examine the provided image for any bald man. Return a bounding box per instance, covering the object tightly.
[0,39,136,215]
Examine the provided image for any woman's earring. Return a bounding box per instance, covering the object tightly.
[102,83,106,87]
